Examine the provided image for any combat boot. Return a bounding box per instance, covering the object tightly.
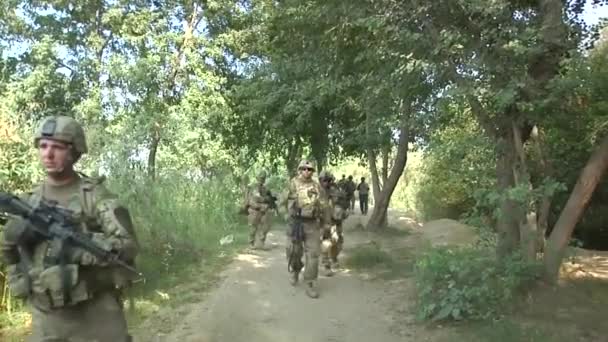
[289,272,299,286]
[305,281,319,299]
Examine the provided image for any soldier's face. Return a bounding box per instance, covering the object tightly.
[299,167,314,179]
[38,138,74,174]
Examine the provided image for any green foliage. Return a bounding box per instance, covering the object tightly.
[413,104,495,220]
[346,243,394,270]
[0,113,42,193]
[1,0,608,336]
[382,155,425,218]
[345,242,414,280]
[414,247,539,321]
[444,319,570,342]
[539,45,608,248]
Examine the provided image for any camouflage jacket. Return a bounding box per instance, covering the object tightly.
[1,175,139,310]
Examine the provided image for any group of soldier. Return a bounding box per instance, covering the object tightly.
[0,115,369,341]
[244,160,369,299]
[336,174,370,215]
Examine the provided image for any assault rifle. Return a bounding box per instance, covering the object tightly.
[266,191,279,216]
[287,209,305,273]
[0,192,141,276]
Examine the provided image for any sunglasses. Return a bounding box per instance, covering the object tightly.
[300,167,314,172]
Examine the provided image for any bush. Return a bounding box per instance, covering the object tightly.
[406,105,496,221]
[346,243,394,270]
[414,246,539,321]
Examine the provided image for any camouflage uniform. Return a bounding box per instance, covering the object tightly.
[336,175,346,190]
[318,171,348,276]
[1,116,138,342]
[246,171,273,250]
[357,178,370,215]
[344,176,356,212]
[286,160,324,298]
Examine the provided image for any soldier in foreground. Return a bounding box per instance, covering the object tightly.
[245,170,275,250]
[1,116,139,342]
[285,160,323,298]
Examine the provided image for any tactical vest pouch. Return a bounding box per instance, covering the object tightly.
[299,206,316,218]
[35,264,90,308]
[250,202,269,212]
[296,187,318,218]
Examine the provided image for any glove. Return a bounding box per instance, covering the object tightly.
[69,248,105,266]
[70,233,113,266]
[3,219,40,245]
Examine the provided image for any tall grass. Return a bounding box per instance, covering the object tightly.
[107,171,250,304]
[114,172,245,265]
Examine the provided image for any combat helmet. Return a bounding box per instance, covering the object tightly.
[257,170,267,180]
[34,116,87,155]
[298,159,315,171]
[318,170,333,181]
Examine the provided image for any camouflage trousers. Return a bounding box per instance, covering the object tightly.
[286,219,321,282]
[321,221,344,268]
[28,291,131,342]
[248,208,270,248]
[348,196,355,211]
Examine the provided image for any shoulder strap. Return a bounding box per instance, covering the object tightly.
[27,185,43,207]
[79,175,105,218]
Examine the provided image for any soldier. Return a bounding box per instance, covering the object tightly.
[285,159,324,298]
[344,175,357,212]
[245,170,274,250]
[328,174,348,268]
[318,171,349,276]
[357,177,370,215]
[1,116,138,342]
[337,174,347,190]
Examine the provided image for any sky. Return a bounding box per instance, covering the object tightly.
[582,1,608,25]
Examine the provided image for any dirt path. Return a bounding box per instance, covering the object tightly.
[136,213,424,342]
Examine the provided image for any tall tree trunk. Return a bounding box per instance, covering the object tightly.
[286,138,302,177]
[143,3,202,182]
[512,122,538,261]
[495,130,521,258]
[365,110,383,216]
[544,135,608,282]
[147,126,161,180]
[310,106,329,171]
[530,125,553,252]
[367,147,383,209]
[465,96,523,257]
[381,146,390,186]
[367,112,410,230]
[528,0,567,86]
